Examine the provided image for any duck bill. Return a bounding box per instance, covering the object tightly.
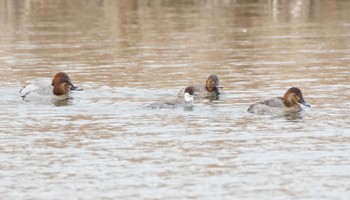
[66,79,78,91]
[300,99,311,107]
[216,82,223,89]
[70,85,79,91]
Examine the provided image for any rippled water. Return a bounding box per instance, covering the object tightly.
[1,0,350,199]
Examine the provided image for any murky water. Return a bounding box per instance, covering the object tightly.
[1,0,350,199]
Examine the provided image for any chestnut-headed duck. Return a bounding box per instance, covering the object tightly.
[247,87,311,115]
[20,72,77,103]
[21,77,74,103]
[178,74,223,98]
[20,72,79,97]
[147,86,195,109]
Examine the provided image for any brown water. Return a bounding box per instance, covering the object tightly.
[1,0,350,199]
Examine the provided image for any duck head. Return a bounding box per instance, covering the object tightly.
[184,86,195,103]
[53,77,74,95]
[206,74,223,92]
[283,87,310,107]
[51,72,78,90]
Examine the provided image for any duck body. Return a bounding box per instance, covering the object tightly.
[21,89,71,103]
[146,100,193,109]
[248,87,310,115]
[20,80,53,97]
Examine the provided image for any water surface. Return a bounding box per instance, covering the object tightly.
[0,0,350,199]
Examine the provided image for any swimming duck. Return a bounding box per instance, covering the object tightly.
[247,87,311,115]
[21,76,75,103]
[178,74,223,98]
[147,86,195,109]
[20,72,79,97]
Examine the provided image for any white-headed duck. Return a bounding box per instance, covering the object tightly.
[147,86,195,109]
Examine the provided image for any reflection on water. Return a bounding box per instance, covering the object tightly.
[0,0,350,199]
